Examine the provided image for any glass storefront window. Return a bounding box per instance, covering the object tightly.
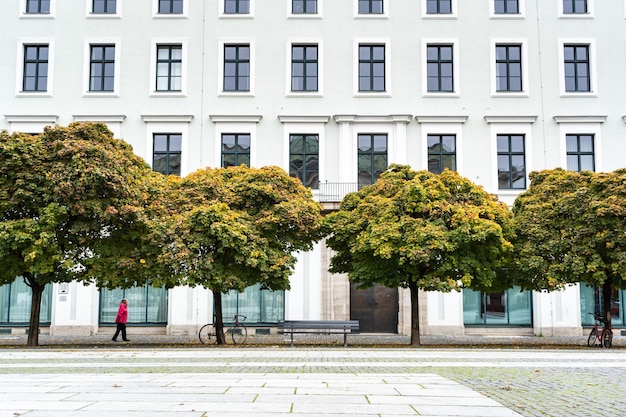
[0,278,52,325]
[222,284,284,324]
[99,285,168,324]
[463,286,532,326]
[580,284,624,326]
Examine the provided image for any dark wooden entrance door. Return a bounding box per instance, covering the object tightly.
[350,284,399,333]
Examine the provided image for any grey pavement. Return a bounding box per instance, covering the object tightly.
[1,344,626,416]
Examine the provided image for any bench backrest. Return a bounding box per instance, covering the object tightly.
[279,320,360,331]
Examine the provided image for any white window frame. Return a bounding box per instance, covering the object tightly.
[422,0,457,19]
[332,114,411,183]
[288,0,322,18]
[86,0,122,18]
[490,38,529,97]
[218,39,255,96]
[278,115,329,195]
[4,115,58,134]
[219,0,255,19]
[557,39,597,97]
[141,115,193,176]
[416,116,467,175]
[149,39,188,97]
[209,115,262,168]
[558,0,594,18]
[286,39,324,97]
[422,38,460,97]
[152,0,188,18]
[554,115,605,172]
[16,39,55,97]
[73,115,125,138]
[489,0,525,19]
[353,38,391,97]
[353,0,389,19]
[19,0,55,18]
[82,39,121,97]
[484,116,536,199]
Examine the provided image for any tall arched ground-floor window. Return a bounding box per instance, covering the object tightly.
[222,284,284,325]
[99,285,168,325]
[463,286,532,326]
[580,284,625,327]
[0,278,52,325]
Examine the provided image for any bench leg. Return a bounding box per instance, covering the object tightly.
[343,332,347,347]
[291,331,294,347]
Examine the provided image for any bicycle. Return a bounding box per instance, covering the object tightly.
[198,315,248,345]
[587,312,613,348]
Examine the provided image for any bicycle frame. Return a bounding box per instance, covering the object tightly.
[587,312,613,348]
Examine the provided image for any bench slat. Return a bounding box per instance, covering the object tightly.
[278,320,360,347]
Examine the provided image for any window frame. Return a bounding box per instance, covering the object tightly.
[558,40,596,96]
[422,39,459,96]
[290,44,319,93]
[427,134,457,174]
[559,0,593,17]
[142,115,192,176]
[17,40,54,96]
[422,0,457,18]
[220,0,254,18]
[491,40,528,96]
[221,133,252,168]
[354,39,391,96]
[554,116,604,172]
[289,133,320,189]
[149,39,188,97]
[490,0,525,18]
[83,39,121,96]
[357,133,388,187]
[496,134,526,190]
[153,0,187,18]
[152,133,183,176]
[209,115,261,167]
[355,0,385,16]
[23,0,52,15]
[286,40,323,96]
[89,0,118,15]
[291,0,318,15]
[218,40,255,96]
[416,116,467,174]
[565,134,595,172]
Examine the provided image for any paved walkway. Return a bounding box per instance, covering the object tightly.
[2,347,626,416]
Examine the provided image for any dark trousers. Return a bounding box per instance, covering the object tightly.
[112,323,128,341]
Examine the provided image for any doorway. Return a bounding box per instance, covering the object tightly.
[350,284,398,333]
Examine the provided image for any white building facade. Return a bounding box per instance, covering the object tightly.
[1,0,625,337]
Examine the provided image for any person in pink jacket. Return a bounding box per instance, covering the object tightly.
[112,298,130,342]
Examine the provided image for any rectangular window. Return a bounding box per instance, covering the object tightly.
[223,284,285,324]
[289,134,319,188]
[23,45,49,92]
[224,45,250,92]
[427,44,453,92]
[494,0,519,14]
[358,133,387,187]
[463,287,532,326]
[156,45,182,92]
[359,45,385,92]
[495,44,522,92]
[153,133,182,175]
[563,0,587,14]
[0,280,52,324]
[158,0,183,14]
[293,0,317,14]
[564,45,590,92]
[358,0,383,14]
[26,0,50,13]
[222,133,251,167]
[426,0,452,14]
[99,285,168,324]
[89,45,115,92]
[92,0,116,13]
[427,134,456,174]
[497,134,526,189]
[566,134,594,172]
[291,45,318,92]
[225,0,249,14]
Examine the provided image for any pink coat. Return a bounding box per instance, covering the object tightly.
[115,302,128,324]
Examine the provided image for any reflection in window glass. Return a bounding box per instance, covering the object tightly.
[0,279,52,324]
[463,286,532,325]
[99,285,168,324]
[222,284,285,324]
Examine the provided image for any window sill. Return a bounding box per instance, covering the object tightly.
[354,14,389,20]
[489,14,525,20]
[219,14,254,19]
[354,92,391,98]
[422,92,460,98]
[86,13,121,19]
[560,92,598,98]
[219,91,254,97]
[152,14,188,19]
[150,92,187,97]
[83,92,119,98]
[491,92,529,98]
[422,14,457,20]
[19,14,54,19]
[287,14,322,20]
[17,92,52,97]
[286,92,323,97]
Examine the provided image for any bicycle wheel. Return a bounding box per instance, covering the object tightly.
[602,329,613,348]
[198,324,216,345]
[230,324,248,345]
[587,328,597,347]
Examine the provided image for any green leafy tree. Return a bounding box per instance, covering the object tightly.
[325,165,515,346]
[149,165,325,344]
[0,123,157,346]
[512,168,626,324]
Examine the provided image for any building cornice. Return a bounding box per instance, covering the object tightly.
[209,115,262,123]
[333,114,412,124]
[278,115,330,124]
[141,115,194,123]
[5,115,58,123]
[553,115,607,124]
[73,115,126,123]
[484,116,537,124]
[415,115,468,124]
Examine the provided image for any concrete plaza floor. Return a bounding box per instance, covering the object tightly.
[1,346,626,417]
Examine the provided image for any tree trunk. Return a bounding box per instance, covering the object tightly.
[601,278,613,325]
[212,290,227,345]
[25,274,44,347]
[409,281,421,346]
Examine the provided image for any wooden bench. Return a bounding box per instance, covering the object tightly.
[278,320,360,347]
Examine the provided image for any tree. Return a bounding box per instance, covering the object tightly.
[148,165,325,344]
[325,165,515,346]
[511,168,626,325]
[0,123,156,346]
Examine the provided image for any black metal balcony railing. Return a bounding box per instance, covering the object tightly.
[318,182,359,203]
